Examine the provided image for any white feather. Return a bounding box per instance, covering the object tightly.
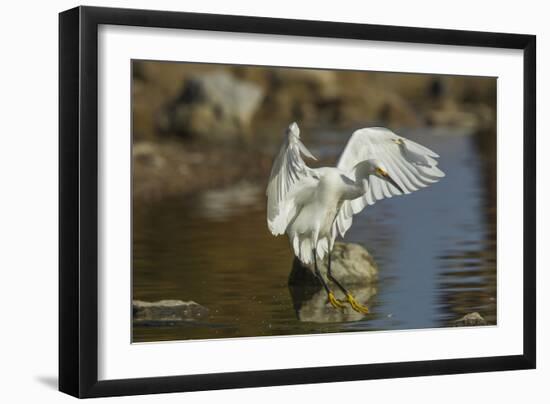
[266,124,444,265]
[333,127,445,238]
[266,122,318,236]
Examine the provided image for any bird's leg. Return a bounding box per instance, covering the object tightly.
[327,252,347,296]
[313,248,345,309]
[327,251,370,314]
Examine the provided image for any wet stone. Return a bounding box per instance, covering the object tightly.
[453,312,487,326]
[289,242,378,288]
[133,299,209,325]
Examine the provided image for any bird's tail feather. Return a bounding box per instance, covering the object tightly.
[292,235,329,265]
[299,238,312,264]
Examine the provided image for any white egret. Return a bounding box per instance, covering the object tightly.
[266,122,445,313]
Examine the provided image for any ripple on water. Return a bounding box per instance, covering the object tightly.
[133,128,497,342]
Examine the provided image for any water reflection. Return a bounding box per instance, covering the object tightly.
[436,128,497,326]
[198,181,262,221]
[133,127,496,342]
[289,284,377,323]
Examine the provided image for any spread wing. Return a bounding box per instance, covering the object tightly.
[266,123,318,235]
[333,127,445,238]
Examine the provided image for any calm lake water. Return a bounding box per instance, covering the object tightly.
[132,128,496,342]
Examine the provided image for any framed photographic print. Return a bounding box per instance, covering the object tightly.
[59,6,536,398]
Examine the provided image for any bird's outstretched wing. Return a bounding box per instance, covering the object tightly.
[266,123,318,235]
[333,127,445,238]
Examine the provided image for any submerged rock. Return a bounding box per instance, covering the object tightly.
[453,312,487,327]
[158,71,263,142]
[289,284,377,323]
[133,299,208,323]
[289,242,378,287]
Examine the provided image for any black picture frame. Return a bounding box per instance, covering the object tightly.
[59,5,536,398]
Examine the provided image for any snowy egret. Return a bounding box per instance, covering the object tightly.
[266,122,445,313]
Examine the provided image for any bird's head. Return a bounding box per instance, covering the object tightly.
[369,160,389,178]
[374,164,404,193]
[355,159,404,194]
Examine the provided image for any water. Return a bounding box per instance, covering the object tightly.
[132,128,496,342]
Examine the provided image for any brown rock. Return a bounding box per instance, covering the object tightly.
[158,72,263,142]
[453,312,488,327]
[289,242,378,287]
[133,299,209,323]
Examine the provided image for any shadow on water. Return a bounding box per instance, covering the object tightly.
[132,127,496,342]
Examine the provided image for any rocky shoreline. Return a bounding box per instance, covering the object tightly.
[133,299,209,325]
[134,62,496,142]
[133,139,272,201]
[132,61,496,200]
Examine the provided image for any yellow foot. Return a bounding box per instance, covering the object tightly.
[345,293,370,314]
[328,291,346,309]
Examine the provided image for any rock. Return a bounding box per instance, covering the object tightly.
[453,312,487,327]
[426,99,482,130]
[289,284,377,323]
[289,242,378,287]
[133,141,165,169]
[158,72,263,142]
[377,92,422,128]
[255,69,341,124]
[133,300,208,323]
[271,69,339,99]
[328,87,421,128]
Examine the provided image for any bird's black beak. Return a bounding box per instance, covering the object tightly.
[383,172,404,194]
